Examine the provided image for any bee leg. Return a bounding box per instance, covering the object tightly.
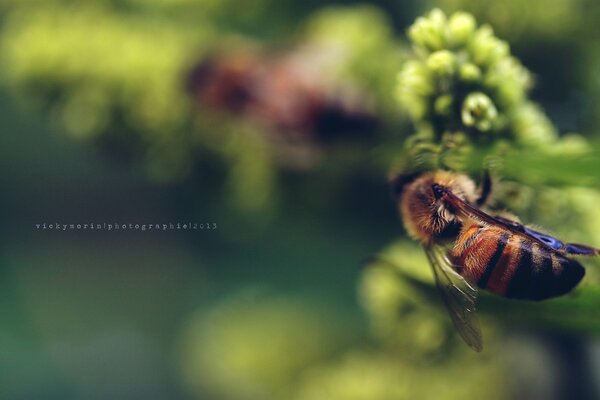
[476,169,492,206]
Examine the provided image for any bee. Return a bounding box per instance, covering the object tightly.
[393,170,599,351]
[186,51,379,144]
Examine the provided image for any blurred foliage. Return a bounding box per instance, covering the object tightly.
[178,290,356,400]
[0,1,406,216]
[3,1,600,399]
[0,2,206,180]
[178,289,511,400]
[293,350,508,400]
[302,5,405,117]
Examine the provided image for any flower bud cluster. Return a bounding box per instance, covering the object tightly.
[396,9,556,147]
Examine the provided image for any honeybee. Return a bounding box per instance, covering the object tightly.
[393,170,599,351]
[187,51,378,143]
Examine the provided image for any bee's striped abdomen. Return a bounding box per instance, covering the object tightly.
[452,224,585,300]
[451,225,509,287]
[505,242,585,300]
[479,233,521,295]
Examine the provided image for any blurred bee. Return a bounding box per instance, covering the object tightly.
[393,170,599,351]
[186,50,379,144]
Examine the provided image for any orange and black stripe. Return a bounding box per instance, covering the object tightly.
[476,232,509,289]
[505,240,548,299]
[454,226,586,301]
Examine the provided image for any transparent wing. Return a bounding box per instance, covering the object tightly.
[424,244,483,352]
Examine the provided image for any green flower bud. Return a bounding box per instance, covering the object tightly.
[426,50,456,77]
[434,94,453,116]
[398,61,433,96]
[468,26,509,67]
[447,11,476,47]
[511,101,557,146]
[408,9,447,52]
[461,92,498,131]
[396,61,433,119]
[485,58,531,108]
[459,63,482,83]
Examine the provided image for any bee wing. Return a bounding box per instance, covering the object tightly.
[435,186,600,256]
[493,215,600,256]
[439,186,600,256]
[504,220,600,256]
[424,244,483,352]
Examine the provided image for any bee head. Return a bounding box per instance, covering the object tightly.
[399,171,475,244]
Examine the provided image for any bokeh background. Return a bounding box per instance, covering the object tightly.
[2,1,600,399]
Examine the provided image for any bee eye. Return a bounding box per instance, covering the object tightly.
[431,184,445,199]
